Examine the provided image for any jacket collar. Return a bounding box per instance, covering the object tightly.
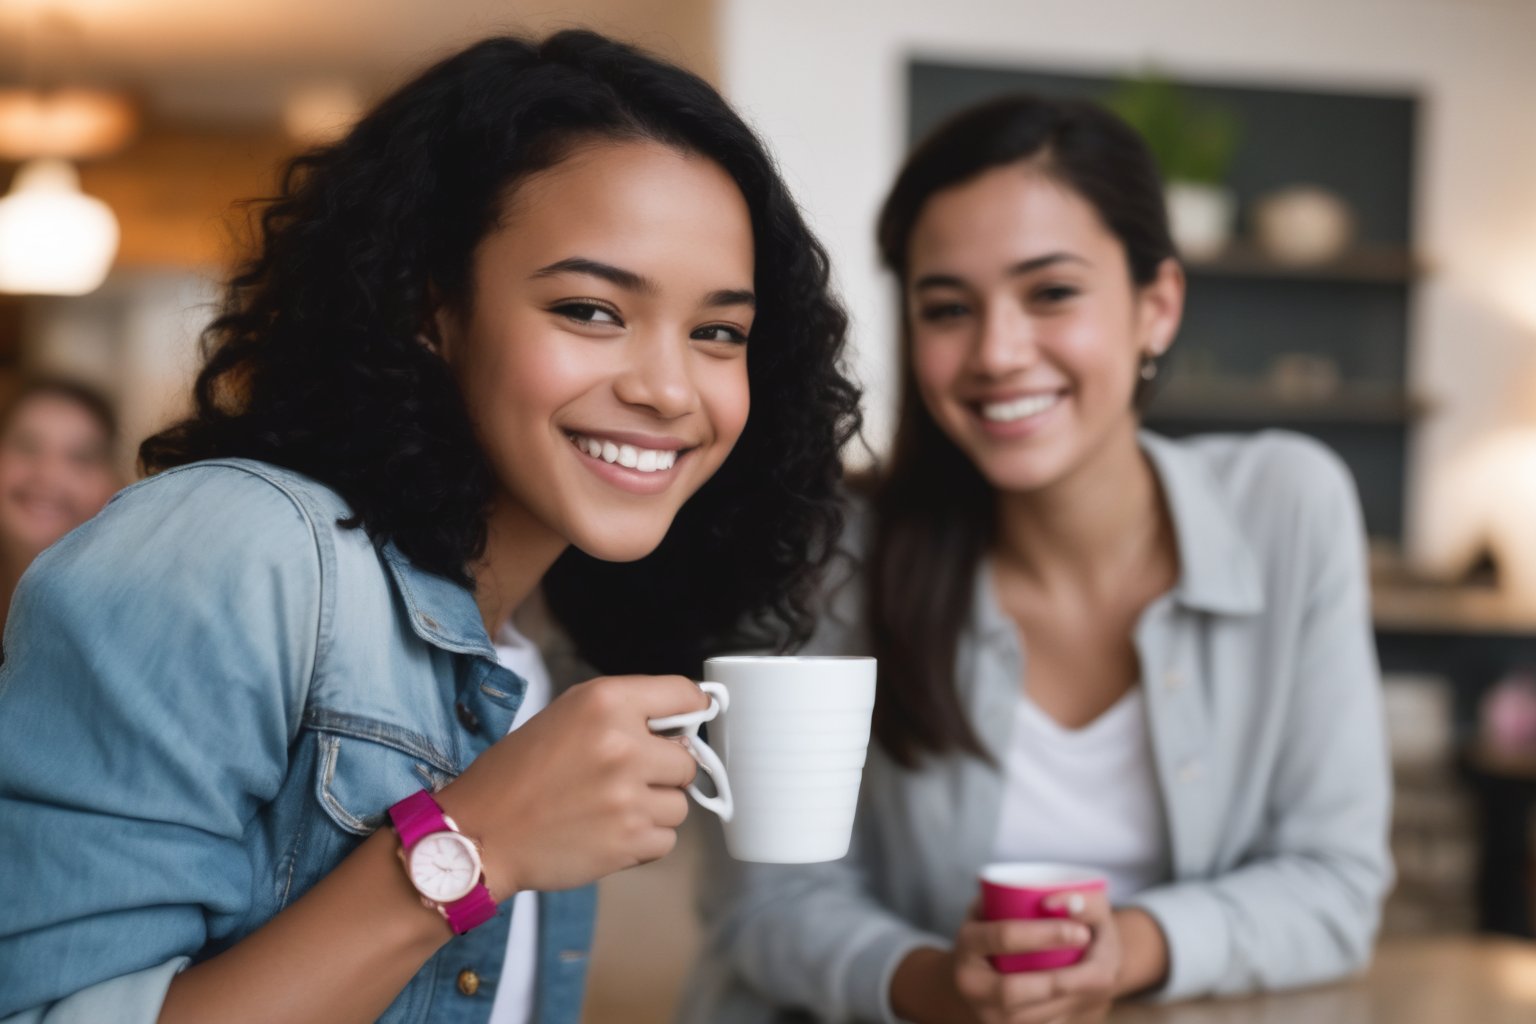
[973,431,1265,638]
[1140,430,1265,616]
[380,542,497,659]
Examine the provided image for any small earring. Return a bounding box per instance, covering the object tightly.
[416,332,439,353]
[1139,353,1161,381]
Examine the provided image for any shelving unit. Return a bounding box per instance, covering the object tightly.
[1183,243,1422,284]
[1150,383,1428,426]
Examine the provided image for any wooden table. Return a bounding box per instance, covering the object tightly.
[1107,938,1536,1023]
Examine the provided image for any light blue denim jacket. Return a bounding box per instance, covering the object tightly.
[0,459,596,1024]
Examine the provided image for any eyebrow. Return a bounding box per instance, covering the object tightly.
[533,257,657,294]
[912,252,1090,291]
[703,288,756,309]
[533,257,754,309]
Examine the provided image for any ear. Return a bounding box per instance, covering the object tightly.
[1135,257,1186,359]
[420,291,458,362]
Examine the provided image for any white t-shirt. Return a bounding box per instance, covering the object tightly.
[487,621,553,1024]
[991,686,1170,903]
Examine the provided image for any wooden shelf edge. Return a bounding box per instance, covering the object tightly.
[1184,243,1424,283]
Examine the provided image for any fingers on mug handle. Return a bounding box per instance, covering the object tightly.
[645,682,733,823]
[682,728,734,822]
[646,681,728,734]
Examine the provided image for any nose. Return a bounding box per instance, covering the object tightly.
[612,329,699,419]
[967,300,1038,380]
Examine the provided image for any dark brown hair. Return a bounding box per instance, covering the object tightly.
[868,94,1175,767]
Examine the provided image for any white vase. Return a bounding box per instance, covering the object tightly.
[1165,181,1235,261]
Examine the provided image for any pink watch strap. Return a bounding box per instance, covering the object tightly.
[388,789,499,935]
[389,789,446,848]
[445,884,499,933]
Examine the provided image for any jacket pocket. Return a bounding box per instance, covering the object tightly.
[306,708,460,835]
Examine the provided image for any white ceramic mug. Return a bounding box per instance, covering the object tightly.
[697,656,877,863]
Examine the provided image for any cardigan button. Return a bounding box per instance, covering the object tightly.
[457,967,481,996]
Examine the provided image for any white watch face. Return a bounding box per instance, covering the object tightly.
[408,831,482,903]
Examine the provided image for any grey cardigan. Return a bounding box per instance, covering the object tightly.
[679,431,1394,1024]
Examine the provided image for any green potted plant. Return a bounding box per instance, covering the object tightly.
[1106,72,1240,259]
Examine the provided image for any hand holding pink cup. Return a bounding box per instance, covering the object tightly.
[978,862,1108,972]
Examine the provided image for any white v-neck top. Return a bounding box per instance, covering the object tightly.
[487,621,553,1024]
[991,686,1170,903]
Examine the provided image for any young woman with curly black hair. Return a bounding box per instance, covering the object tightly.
[0,30,859,1024]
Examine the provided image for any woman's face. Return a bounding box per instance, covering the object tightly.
[904,161,1182,494]
[439,139,755,562]
[0,394,118,555]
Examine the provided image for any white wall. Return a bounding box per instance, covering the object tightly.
[720,0,1536,568]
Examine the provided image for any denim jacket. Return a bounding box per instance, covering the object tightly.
[0,459,596,1024]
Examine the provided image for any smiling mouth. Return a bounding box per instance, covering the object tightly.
[974,392,1065,423]
[564,430,690,474]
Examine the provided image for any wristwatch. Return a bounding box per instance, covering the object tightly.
[388,789,499,934]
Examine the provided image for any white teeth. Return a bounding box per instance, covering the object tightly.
[568,432,682,474]
[981,393,1062,423]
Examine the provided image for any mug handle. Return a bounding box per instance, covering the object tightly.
[647,681,734,823]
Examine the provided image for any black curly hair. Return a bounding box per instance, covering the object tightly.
[140,30,862,675]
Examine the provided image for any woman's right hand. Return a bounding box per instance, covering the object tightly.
[435,674,708,896]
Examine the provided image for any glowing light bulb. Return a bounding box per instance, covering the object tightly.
[0,158,119,296]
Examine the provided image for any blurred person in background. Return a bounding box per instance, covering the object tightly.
[0,29,859,1024]
[684,95,1392,1024]
[0,378,119,636]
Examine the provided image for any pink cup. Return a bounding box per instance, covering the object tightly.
[978,862,1107,972]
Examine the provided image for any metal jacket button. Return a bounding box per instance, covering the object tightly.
[455,700,481,734]
[457,968,480,996]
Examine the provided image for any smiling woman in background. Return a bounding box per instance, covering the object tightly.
[0,378,118,635]
[0,30,859,1024]
[685,95,1392,1024]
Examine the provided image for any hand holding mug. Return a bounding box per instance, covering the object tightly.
[953,864,1121,1024]
[436,674,709,896]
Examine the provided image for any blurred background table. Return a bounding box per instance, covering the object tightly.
[1107,938,1536,1023]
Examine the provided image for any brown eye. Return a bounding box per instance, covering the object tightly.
[691,324,749,344]
[918,302,969,322]
[552,301,623,326]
